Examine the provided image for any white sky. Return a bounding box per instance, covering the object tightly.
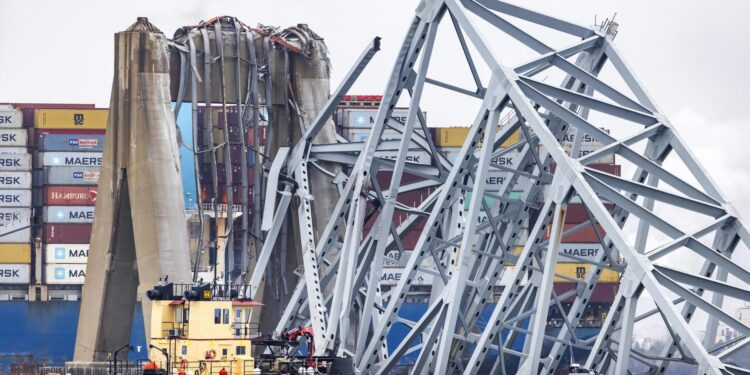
[2,0,750,341]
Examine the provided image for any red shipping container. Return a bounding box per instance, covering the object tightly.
[544,224,605,243]
[246,126,267,147]
[43,223,92,243]
[565,203,614,224]
[363,188,434,230]
[361,224,425,250]
[550,163,621,177]
[200,185,255,205]
[554,282,619,304]
[44,186,98,206]
[199,164,255,186]
[376,171,428,188]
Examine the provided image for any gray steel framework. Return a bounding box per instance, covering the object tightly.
[248,0,750,373]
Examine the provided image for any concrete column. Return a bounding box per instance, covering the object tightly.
[74,18,191,362]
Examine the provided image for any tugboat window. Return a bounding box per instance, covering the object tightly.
[236,346,246,355]
[214,308,221,324]
[223,309,230,324]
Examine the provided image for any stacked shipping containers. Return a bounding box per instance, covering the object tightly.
[547,131,620,327]
[0,105,32,288]
[192,106,263,279]
[435,122,620,321]
[33,109,107,287]
[335,97,435,288]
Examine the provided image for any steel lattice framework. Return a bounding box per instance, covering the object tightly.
[248,0,750,373]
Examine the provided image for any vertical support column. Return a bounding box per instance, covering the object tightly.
[434,103,502,374]
[518,189,568,374]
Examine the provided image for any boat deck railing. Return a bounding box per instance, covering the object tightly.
[39,359,261,375]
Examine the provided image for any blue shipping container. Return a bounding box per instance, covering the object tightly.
[37,133,106,152]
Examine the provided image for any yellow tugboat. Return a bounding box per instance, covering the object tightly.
[144,281,349,374]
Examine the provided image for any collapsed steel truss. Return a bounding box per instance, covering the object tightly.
[249,0,750,373]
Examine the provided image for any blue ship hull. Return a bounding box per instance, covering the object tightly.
[0,301,147,372]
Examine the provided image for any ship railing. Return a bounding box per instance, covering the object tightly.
[135,359,251,375]
[168,283,257,302]
[160,320,189,338]
[231,322,260,338]
[39,364,141,375]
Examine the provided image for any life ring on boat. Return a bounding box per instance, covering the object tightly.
[205,349,217,360]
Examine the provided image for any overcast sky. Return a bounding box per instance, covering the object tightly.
[2,0,750,340]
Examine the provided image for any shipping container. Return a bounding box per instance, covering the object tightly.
[559,129,609,147]
[0,153,31,171]
[199,122,245,144]
[0,128,28,147]
[0,105,23,129]
[199,164,255,186]
[554,282,619,303]
[43,206,95,223]
[544,224,606,243]
[199,144,254,166]
[379,267,433,286]
[435,126,520,148]
[0,243,31,263]
[0,208,30,234]
[35,131,106,152]
[3,103,96,128]
[565,203,614,224]
[0,227,30,243]
[539,144,614,164]
[45,264,86,284]
[0,263,30,284]
[376,150,432,165]
[37,166,100,186]
[199,185,254,205]
[0,171,31,189]
[43,186,98,206]
[34,109,109,130]
[42,223,92,244]
[45,244,88,264]
[550,163,621,176]
[341,109,426,128]
[0,147,27,154]
[555,263,620,283]
[197,105,270,128]
[0,189,31,207]
[557,243,605,263]
[375,171,428,189]
[36,152,102,168]
[344,127,432,143]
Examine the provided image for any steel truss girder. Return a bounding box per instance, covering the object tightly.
[246,0,750,374]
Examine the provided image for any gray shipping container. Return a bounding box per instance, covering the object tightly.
[0,171,31,189]
[0,106,23,129]
[0,264,31,284]
[0,189,31,207]
[43,205,95,223]
[36,166,100,186]
[37,133,106,152]
[0,147,27,154]
[0,207,31,243]
[0,129,28,147]
[35,152,102,168]
[0,153,31,171]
